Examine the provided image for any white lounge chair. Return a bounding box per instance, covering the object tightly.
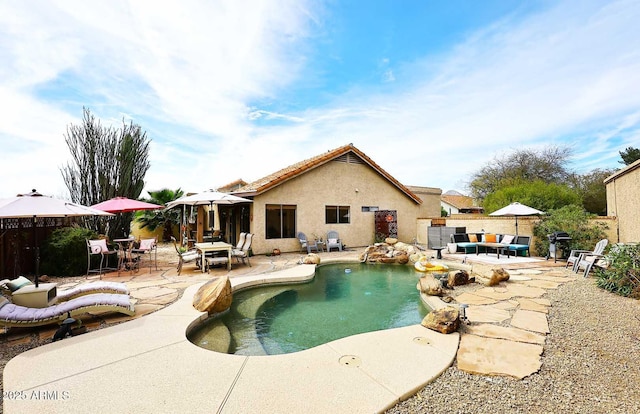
[566,239,608,272]
[0,293,135,329]
[1,277,129,302]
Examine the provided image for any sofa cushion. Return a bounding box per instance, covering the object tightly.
[501,234,515,245]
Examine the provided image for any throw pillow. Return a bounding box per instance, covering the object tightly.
[328,238,338,244]
[501,235,515,244]
[468,234,478,243]
[7,275,33,292]
[485,234,497,243]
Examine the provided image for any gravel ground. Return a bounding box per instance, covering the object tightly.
[386,276,640,414]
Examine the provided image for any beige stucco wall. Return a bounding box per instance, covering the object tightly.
[606,160,640,243]
[417,215,618,256]
[249,160,433,255]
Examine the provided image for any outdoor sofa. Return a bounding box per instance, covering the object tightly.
[450,233,531,257]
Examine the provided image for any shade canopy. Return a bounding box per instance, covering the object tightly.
[166,191,252,208]
[0,190,115,218]
[489,202,544,236]
[91,197,163,213]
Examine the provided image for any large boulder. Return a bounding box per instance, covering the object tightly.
[448,270,473,287]
[303,253,321,264]
[417,274,444,296]
[421,306,460,334]
[193,276,233,313]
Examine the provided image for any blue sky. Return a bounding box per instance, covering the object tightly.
[1,0,639,200]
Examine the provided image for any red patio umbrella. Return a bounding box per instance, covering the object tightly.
[91,197,163,213]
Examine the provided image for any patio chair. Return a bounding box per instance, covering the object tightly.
[86,238,118,278]
[298,232,320,254]
[1,278,129,302]
[326,230,342,252]
[132,238,158,273]
[0,293,135,329]
[232,233,253,266]
[171,236,199,275]
[576,251,609,278]
[566,239,608,272]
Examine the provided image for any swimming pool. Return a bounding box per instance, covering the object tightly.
[188,262,430,355]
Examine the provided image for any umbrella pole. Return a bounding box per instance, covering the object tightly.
[515,216,519,236]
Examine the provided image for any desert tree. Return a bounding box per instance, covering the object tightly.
[61,107,151,240]
[468,145,573,201]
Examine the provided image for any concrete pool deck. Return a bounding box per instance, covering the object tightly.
[3,247,571,413]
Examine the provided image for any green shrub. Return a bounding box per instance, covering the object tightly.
[40,226,99,276]
[595,244,640,298]
[532,205,608,257]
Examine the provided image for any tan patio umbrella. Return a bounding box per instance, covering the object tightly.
[489,202,544,235]
[166,190,252,245]
[0,190,114,285]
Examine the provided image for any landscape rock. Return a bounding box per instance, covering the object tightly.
[417,274,444,296]
[302,253,321,264]
[192,276,232,313]
[421,306,460,334]
[448,270,472,287]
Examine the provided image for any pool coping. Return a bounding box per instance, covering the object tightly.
[4,262,459,414]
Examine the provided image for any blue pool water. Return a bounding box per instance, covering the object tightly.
[188,262,430,355]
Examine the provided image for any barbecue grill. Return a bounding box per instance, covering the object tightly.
[546,231,572,262]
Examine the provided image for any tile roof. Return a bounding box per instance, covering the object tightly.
[441,194,483,211]
[233,143,422,204]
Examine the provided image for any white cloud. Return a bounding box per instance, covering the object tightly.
[1,0,639,200]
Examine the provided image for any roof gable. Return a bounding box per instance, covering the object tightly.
[234,144,421,204]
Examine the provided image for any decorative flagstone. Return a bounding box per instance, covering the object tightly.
[531,298,551,306]
[491,300,517,310]
[465,323,546,345]
[517,298,549,313]
[523,279,562,289]
[511,309,550,334]
[466,305,511,323]
[457,334,543,379]
[454,292,498,305]
[507,274,532,281]
[504,284,546,298]
[472,287,514,301]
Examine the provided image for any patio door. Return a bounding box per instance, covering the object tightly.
[374,210,397,241]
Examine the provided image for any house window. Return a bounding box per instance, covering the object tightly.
[361,206,379,212]
[265,204,296,239]
[326,205,350,224]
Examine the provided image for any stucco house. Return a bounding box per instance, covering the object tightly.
[604,158,640,242]
[217,143,441,255]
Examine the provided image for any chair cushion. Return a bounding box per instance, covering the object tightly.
[7,276,33,292]
[89,239,109,253]
[139,239,155,250]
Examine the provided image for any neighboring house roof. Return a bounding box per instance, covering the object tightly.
[441,195,484,212]
[217,179,249,192]
[233,143,422,204]
[604,158,640,184]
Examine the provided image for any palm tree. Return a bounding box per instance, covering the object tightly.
[136,188,184,241]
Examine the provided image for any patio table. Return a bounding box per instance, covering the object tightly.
[475,242,510,259]
[195,242,232,272]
